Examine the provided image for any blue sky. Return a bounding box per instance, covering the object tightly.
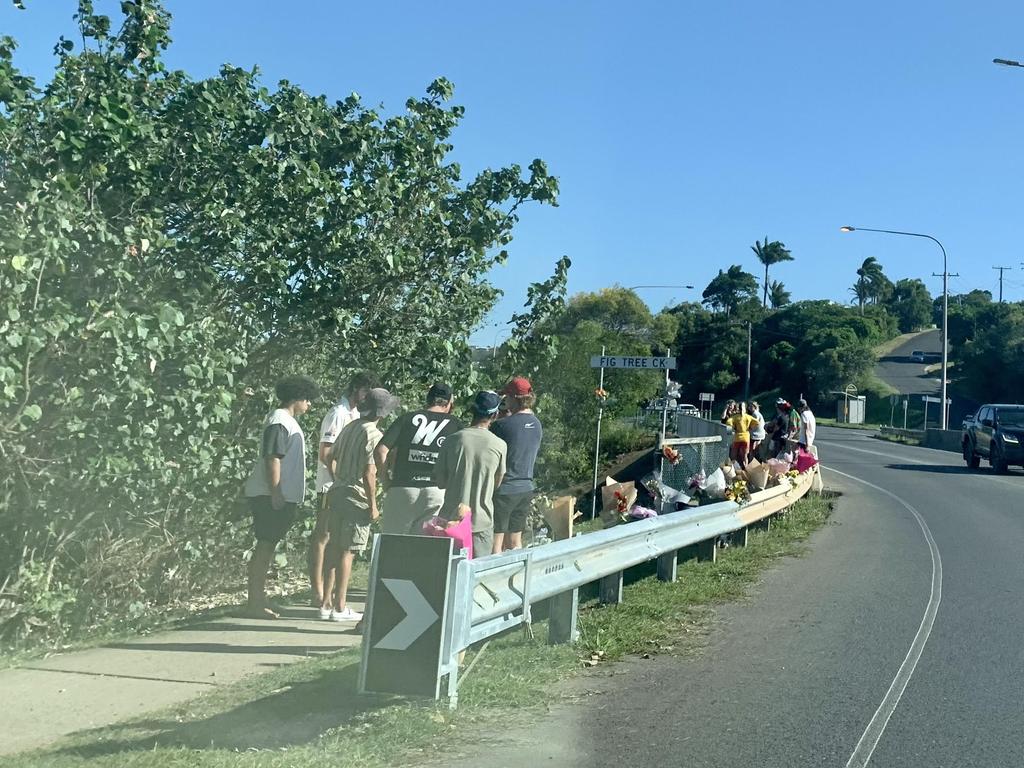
[5,1,1024,344]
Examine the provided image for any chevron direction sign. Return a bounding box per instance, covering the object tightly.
[359,534,454,698]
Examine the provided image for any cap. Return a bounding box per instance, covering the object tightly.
[427,382,453,402]
[363,387,398,418]
[775,397,786,405]
[471,390,502,417]
[502,377,533,397]
[797,398,809,408]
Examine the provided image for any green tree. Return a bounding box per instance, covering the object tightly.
[954,302,1024,403]
[702,265,760,317]
[751,237,794,307]
[0,1,558,645]
[885,278,933,333]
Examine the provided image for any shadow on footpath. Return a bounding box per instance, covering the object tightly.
[103,640,355,655]
[48,657,391,756]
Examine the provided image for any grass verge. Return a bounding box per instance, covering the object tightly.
[4,493,834,768]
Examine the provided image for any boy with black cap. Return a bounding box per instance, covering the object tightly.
[375,382,463,535]
[490,377,543,553]
[322,387,397,622]
[434,391,507,558]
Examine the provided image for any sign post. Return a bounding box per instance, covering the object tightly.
[590,345,606,521]
[920,394,951,432]
[589,354,677,515]
[359,534,455,699]
[699,392,715,420]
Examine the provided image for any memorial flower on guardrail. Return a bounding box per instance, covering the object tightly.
[724,479,751,504]
[661,445,681,465]
[594,387,609,405]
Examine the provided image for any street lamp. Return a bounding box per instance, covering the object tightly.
[627,284,695,290]
[840,225,951,430]
[994,57,1024,68]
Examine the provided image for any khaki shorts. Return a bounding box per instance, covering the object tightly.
[326,491,371,553]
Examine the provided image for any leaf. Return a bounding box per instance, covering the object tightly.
[23,404,42,421]
[10,254,27,272]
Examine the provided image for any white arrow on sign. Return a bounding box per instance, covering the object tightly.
[374,578,439,651]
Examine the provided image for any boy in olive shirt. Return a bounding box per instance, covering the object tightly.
[323,388,397,622]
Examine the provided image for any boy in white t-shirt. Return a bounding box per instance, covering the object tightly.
[309,371,378,608]
[243,375,319,620]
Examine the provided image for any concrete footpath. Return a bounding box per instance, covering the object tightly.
[0,596,365,757]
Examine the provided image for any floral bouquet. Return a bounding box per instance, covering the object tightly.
[625,504,658,523]
[724,479,751,504]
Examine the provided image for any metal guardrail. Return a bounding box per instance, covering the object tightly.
[435,458,820,706]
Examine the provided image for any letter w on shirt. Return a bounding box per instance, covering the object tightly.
[411,414,450,447]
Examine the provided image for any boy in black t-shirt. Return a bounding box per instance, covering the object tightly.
[374,383,463,535]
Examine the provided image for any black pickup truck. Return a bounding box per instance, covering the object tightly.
[961,404,1024,473]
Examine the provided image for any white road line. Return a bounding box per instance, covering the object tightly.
[820,439,1023,490]
[825,466,943,768]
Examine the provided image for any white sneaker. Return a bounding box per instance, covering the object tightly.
[330,607,363,623]
[318,606,332,620]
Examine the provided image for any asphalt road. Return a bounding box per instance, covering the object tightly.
[875,329,942,396]
[448,426,1024,768]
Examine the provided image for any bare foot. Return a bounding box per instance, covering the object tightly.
[240,605,279,620]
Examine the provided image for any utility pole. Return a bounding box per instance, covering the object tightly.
[743,321,752,403]
[993,265,1012,302]
[932,264,959,431]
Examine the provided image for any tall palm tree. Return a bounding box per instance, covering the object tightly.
[850,280,871,314]
[751,237,794,307]
[852,257,886,312]
[768,279,791,309]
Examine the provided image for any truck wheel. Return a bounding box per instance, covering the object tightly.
[991,444,1009,474]
[964,442,980,469]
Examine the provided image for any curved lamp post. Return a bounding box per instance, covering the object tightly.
[840,225,951,430]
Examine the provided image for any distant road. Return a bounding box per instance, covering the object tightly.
[875,329,941,396]
[446,427,1024,767]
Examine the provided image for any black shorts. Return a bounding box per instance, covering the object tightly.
[249,496,298,543]
[493,492,533,534]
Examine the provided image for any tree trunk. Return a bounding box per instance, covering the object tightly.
[763,263,769,308]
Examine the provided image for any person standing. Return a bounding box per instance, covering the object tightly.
[748,400,766,461]
[323,387,397,622]
[434,391,507,558]
[375,382,463,535]
[722,401,757,467]
[490,377,543,553]
[242,375,320,620]
[310,371,379,609]
[770,398,792,456]
[796,398,817,449]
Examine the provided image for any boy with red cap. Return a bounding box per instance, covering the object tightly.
[490,377,543,553]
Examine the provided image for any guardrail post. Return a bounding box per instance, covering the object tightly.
[656,550,678,582]
[599,571,624,604]
[731,525,748,547]
[751,517,771,533]
[548,588,578,644]
[679,538,717,564]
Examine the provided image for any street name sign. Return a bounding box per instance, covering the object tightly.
[359,534,453,698]
[921,395,951,404]
[699,392,714,402]
[589,355,676,370]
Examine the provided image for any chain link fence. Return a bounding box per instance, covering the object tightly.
[659,436,730,491]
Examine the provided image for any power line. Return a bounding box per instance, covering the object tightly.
[992,265,1013,302]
